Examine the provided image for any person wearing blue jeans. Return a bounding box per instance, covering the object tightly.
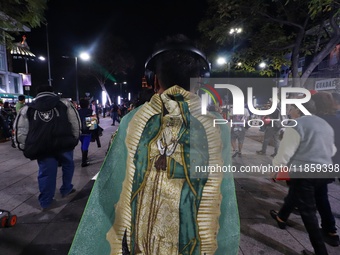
[37,150,75,208]
[79,134,92,167]
[14,85,80,211]
[78,98,97,167]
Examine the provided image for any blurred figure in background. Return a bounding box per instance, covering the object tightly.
[15,95,26,114]
[272,99,336,254]
[77,98,97,167]
[332,92,340,120]
[109,102,120,126]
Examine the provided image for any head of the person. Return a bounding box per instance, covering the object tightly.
[79,98,90,109]
[18,95,25,102]
[312,92,335,115]
[146,34,210,92]
[332,92,340,110]
[288,99,316,119]
[36,85,54,94]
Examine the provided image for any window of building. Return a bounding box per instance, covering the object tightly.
[13,77,19,93]
[0,53,5,71]
[0,75,5,92]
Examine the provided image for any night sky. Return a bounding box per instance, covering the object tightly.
[13,0,207,100]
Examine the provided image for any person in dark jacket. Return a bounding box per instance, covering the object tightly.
[256,100,281,157]
[14,85,80,210]
[0,100,12,141]
[78,98,97,167]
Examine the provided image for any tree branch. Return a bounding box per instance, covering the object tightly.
[258,11,305,30]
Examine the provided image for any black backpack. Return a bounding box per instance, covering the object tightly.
[22,100,78,160]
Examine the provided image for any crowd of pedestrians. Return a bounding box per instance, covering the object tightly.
[219,89,340,255]
[1,34,339,254]
[0,95,25,147]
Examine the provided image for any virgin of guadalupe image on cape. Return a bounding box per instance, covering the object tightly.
[69,35,240,255]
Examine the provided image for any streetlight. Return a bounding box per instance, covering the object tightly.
[217,57,227,65]
[229,27,242,52]
[217,56,231,77]
[259,61,267,69]
[114,81,127,97]
[38,55,52,86]
[62,52,90,103]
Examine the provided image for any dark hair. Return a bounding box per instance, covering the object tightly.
[312,92,335,115]
[79,98,90,109]
[153,34,208,90]
[36,85,54,94]
[18,95,25,101]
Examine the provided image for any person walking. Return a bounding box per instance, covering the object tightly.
[14,85,81,210]
[69,35,240,255]
[1,101,16,147]
[256,100,281,157]
[90,100,100,123]
[78,98,97,167]
[15,94,26,114]
[332,92,340,120]
[312,92,340,246]
[0,100,12,142]
[109,102,120,126]
[270,99,336,255]
[231,106,250,157]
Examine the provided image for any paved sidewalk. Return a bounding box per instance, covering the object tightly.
[0,116,117,255]
[0,121,339,255]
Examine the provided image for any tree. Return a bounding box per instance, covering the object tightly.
[83,35,135,105]
[198,0,340,87]
[0,0,47,46]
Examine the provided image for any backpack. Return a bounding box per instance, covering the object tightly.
[16,100,78,160]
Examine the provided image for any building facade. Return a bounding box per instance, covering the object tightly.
[0,11,32,97]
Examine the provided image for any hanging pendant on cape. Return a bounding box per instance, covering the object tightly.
[155,145,167,172]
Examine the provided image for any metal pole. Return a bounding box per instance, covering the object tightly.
[75,56,79,103]
[45,23,52,86]
[233,33,236,52]
[25,58,28,73]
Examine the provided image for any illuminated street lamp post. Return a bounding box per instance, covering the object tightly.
[217,55,231,78]
[62,52,90,103]
[114,81,127,97]
[229,27,242,52]
[259,61,267,69]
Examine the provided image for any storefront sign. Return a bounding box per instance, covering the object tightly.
[315,78,338,90]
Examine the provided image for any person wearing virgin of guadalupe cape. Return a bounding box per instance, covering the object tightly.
[69,35,239,255]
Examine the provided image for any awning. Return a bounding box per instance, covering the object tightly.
[10,35,36,61]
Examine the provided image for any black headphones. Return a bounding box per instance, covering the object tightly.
[144,43,211,87]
